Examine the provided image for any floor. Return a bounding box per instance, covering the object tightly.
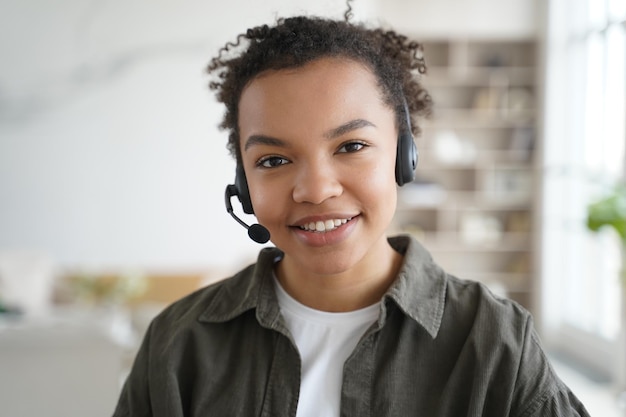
[552,357,625,416]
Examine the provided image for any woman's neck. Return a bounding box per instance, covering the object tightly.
[275,240,403,312]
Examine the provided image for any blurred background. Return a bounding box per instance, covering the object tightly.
[0,0,624,415]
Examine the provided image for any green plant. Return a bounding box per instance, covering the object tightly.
[587,183,626,242]
[587,182,626,284]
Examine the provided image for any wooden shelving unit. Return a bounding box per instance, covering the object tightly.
[393,39,538,311]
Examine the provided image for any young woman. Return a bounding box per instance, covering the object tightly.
[113,8,590,417]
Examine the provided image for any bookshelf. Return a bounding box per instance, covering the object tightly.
[394,39,538,311]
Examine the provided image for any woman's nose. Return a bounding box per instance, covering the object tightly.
[292,160,342,204]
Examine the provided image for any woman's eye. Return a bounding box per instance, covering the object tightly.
[337,142,366,153]
[257,156,289,168]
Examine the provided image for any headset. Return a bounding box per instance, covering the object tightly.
[395,96,419,187]
[225,96,418,243]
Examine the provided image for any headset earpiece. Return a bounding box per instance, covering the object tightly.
[395,131,418,186]
[235,164,254,214]
[395,97,419,186]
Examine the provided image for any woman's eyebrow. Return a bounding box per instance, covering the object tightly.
[244,119,376,151]
[324,119,376,139]
[244,135,287,151]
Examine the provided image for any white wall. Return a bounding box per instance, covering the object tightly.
[0,0,536,272]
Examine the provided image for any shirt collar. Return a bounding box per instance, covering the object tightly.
[382,235,446,338]
[199,235,446,338]
[198,247,282,329]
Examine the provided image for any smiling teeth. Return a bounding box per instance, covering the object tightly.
[300,218,350,232]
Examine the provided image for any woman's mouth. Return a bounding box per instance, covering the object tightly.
[297,217,353,233]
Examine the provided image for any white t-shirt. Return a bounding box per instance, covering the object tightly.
[274,278,380,417]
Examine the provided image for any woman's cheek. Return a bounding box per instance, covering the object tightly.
[250,178,284,220]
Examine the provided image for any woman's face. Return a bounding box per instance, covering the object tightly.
[238,57,399,277]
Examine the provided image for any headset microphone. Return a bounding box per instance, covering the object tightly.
[225,185,271,244]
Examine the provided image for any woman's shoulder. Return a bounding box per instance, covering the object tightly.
[446,274,530,318]
[442,273,535,344]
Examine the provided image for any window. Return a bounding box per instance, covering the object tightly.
[542,0,625,378]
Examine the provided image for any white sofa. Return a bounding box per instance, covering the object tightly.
[0,309,130,417]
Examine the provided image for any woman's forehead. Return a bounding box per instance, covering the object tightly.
[239,58,385,110]
[237,58,396,150]
[263,57,377,85]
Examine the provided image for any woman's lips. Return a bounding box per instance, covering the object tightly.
[291,215,359,247]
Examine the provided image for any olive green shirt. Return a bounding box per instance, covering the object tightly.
[113,235,589,417]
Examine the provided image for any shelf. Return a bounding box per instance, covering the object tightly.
[424,109,535,125]
[421,119,533,129]
[409,231,532,251]
[417,154,534,169]
[427,249,532,281]
[424,66,536,86]
[398,188,533,209]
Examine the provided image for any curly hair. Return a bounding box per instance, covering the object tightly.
[207,9,432,163]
